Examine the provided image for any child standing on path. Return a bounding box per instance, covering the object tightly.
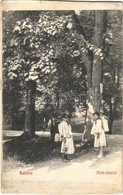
[91,112,107,159]
[58,114,75,161]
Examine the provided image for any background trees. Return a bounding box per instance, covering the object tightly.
[3,10,122,136]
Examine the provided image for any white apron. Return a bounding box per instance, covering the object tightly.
[58,121,75,154]
[91,119,106,147]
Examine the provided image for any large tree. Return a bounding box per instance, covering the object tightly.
[66,11,107,126]
[3,10,122,138]
[3,11,87,137]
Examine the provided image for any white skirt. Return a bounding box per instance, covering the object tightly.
[94,131,106,147]
[61,137,75,154]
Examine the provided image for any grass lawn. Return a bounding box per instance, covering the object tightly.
[3,136,57,164]
[3,134,90,169]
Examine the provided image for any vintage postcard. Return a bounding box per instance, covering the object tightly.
[0,1,123,194]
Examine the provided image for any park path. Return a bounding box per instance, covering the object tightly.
[2,133,123,194]
[2,130,82,143]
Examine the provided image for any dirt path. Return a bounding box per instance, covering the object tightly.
[2,134,123,194]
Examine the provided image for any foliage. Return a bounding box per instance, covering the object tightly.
[3,10,122,129]
[3,11,88,117]
[102,11,122,117]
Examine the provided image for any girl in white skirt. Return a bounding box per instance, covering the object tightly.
[91,112,106,158]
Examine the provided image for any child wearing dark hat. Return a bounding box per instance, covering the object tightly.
[91,112,106,158]
[58,113,75,161]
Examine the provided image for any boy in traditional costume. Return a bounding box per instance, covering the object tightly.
[58,114,75,161]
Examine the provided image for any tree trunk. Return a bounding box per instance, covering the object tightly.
[84,11,108,130]
[68,11,108,141]
[11,113,15,130]
[56,90,60,108]
[24,80,36,138]
[108,66,120,134]
[108,96,113,134]
[91,11,107,112]
[115,66,120,88]
[85,12,108,141]
[108,96,119,134]
[73,11,107,112]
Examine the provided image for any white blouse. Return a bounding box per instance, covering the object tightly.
[91,119,103,135]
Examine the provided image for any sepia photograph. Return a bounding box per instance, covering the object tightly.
[1,2,123,194]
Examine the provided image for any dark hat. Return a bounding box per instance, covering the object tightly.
[100,112,105,115]
[92,112,100,117]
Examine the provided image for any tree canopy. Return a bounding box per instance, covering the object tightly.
[3,10,122,132]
